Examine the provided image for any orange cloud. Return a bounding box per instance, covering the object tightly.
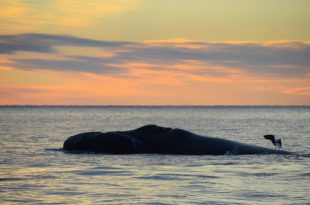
[283,87,310,96]
[0,0,138,34]
[2,63,309,105]
[0,1,26,18]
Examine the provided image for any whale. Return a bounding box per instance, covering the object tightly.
[63,124,291,155]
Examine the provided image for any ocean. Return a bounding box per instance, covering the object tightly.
[0,106,309,204]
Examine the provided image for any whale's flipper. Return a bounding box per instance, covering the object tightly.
[264,134,282,149]
[264,134,275,142]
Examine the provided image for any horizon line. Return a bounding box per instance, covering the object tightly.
[0,105,309,107]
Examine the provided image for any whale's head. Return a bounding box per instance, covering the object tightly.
[63,132,137,154]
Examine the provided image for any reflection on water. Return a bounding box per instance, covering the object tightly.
[0,106,309,204]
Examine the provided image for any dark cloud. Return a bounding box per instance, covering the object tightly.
[1,33,310,78]
[0,33,130,54]
[0,41,54,54]
[10,58,124,74]
[120,42,310,77]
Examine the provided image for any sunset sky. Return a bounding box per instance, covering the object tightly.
[1,0,309,105]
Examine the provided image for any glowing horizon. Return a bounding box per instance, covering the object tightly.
[1,0,309,105]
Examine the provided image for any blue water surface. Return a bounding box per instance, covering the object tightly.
[0,106,309,204]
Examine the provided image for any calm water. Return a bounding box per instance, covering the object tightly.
[0,106,309,204]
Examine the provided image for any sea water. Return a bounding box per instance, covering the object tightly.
[0,106,309,204]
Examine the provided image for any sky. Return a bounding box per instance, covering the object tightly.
[0,0,309,105]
